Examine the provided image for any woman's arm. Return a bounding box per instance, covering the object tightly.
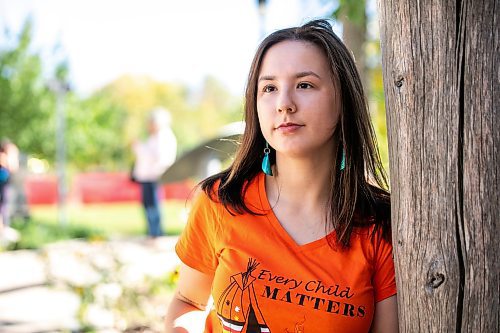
[370,295,399,333]
[165,263,214,333]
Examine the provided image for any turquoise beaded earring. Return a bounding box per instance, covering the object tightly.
[262,142,273,176]
[340,147,346,171]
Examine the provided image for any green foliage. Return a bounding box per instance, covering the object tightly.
[97,75,192,154]
[6,219,107,250]
[0,18,243,171]
[331,0,366,26]
[65,92,128,170]
[0,19,56,159]
[0,18,131,170]
[98,74,243,158]
[364,22,390,178]
[368,52,390,175]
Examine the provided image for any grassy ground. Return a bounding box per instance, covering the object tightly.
[5,200,190,250]
[29,200,190,236]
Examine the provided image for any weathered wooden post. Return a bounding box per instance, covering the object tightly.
[377,0,499,331]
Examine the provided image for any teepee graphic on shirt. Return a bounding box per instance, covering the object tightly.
[217,258,271,333]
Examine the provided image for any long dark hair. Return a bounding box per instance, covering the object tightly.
[201,19,390,248]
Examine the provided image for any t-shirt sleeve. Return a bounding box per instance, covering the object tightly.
[372,229,397,302]
[175,190,221,274]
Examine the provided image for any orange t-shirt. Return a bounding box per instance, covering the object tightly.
[176,173,396,333]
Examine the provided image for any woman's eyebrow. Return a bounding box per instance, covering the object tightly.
[296,71,321,79]
[258,75,275,82]
[258,71,321,82]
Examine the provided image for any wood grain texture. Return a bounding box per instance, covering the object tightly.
[377,0,499,331]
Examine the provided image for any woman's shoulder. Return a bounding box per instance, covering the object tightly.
[199,170,263,215]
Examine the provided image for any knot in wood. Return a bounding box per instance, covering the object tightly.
[426,272,445,290]
[395,76,404,88]
[425,259,446,294]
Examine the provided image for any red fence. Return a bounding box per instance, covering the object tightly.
[24,172,194,205]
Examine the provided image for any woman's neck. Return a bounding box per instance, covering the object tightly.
[264,150,339,245]
[267,151,336,209]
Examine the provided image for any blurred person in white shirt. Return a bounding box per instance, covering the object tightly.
[132,107,177,238]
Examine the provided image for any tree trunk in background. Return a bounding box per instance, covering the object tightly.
[378,0,499,332]
[341,16,368,90]
[338,3,368,91]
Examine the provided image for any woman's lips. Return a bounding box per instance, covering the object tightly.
[276,122,303,133]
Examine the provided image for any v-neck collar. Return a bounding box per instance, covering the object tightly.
[256,172,334,252]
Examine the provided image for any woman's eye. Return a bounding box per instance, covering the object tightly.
[297,82,313,89]
[263,85,276,93]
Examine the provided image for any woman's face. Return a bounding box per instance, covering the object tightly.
[256,40,341,159]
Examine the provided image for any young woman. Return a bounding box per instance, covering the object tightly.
[165,19,398,332]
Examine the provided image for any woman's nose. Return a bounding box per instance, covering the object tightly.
[277,90,296,113]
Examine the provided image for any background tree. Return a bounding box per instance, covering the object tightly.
[66,92,127,170]
[0,19,243,171]
[378,0,499,331]
[328,0,390,171]
[0,19,56,159]
[98,74,243,164]
[331,0,367,89]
